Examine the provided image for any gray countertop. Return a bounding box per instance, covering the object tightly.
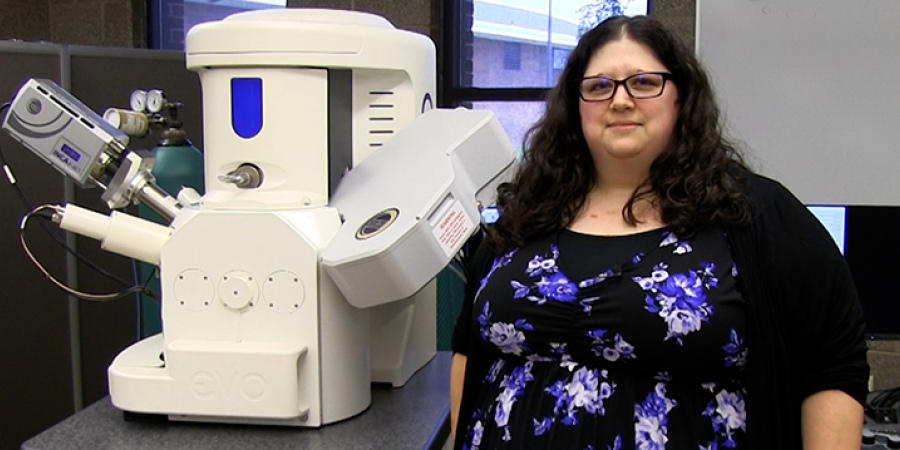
[22,352,451,450]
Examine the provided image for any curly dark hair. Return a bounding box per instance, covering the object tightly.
[487,15,753,251]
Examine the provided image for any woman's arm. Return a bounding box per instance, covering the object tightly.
[750,177,869,445]
[450,352,468,440]
[801,389,863,449]
[449,239,495,444]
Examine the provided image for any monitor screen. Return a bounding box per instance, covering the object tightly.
[808,206,846,254]
[809,205,900,339]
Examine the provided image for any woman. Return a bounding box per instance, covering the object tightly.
[450,15,869,450]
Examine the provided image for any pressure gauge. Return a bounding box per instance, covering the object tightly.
[147,89,166,113]
[129,90,147,112]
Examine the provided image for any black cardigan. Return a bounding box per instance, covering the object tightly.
[451,172,870,449]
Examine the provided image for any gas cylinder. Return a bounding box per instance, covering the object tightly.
[138,126,204,336]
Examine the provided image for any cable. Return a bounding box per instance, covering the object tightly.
[4,99,160,339]
[19,204,155,302]
[132,259,143,340]
[132,259,162,340]
[865,386,900,425]
[0,102,133,287]
[870,386,900,409]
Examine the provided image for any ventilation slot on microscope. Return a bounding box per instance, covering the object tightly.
[368,90,395,148]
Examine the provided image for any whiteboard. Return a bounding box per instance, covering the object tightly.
[696,0,900,206]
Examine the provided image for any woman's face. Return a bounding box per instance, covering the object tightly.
[578,37,679,170]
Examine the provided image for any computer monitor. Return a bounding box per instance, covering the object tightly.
[808,206,846,254]
[809,205,900,339]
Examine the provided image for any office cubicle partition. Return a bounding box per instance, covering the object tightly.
[0,41,203,450]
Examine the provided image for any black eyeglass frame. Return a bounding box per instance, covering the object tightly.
[578,72,675,102]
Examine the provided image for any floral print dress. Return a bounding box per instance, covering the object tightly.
[461,225,748,450]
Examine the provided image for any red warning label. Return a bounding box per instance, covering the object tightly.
[432,201,475,257]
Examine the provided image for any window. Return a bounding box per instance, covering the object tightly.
[503,42,522,70]
[440,0,650,137]
[471,101,545,153]
[150,0,286,50]
[552,47,571,70]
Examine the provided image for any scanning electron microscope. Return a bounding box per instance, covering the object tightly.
[1,9,516,426]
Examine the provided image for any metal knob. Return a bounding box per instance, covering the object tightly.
[218,164,262,189]
[863,428,877,445]
[888,434,900,449]
[863,429,877,445]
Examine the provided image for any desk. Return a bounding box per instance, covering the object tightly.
[22,352,451,450]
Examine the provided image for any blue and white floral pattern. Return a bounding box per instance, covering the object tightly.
[579,268,617,289]
[479,302,534,355]
[702,388,747,449]
[463,226,746,448]
[580,435,623,450]
[536,363,616,435]
[698,262,720,289]
[633,252,647,264]
[536,272,579,303]
[723,329,748,370]
[660,231,679,247]
[509,245,581,306]
[495,362,535,440]
[476,248,519,301]
[660,231,693,255]
[462,409,488,450]
[634,262,718,345]
[526,246,559,277]
[608,435,624,450]
[674,242,693,254]
[470,420,484,449]
[488,322,531,355]
[635,383,678,450]
[579,296,602,315]
[486,359,506,383]
[588,328,637,362]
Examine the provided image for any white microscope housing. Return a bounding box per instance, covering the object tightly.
[109,9,442,427]
[1,9,516,428]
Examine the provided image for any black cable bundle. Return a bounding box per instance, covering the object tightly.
[0,101,159,303]
[867,386,900,424]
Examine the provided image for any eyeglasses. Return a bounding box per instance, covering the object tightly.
[578,72,674,102]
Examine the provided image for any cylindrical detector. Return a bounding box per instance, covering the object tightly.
[57,204,171,265]
[103,108,150,136]
[103,211,170,265]
[57,203,111,242]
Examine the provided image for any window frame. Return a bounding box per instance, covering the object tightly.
[439,0,549,106]
[438,0,652,106]
[147,0,171,50]
[147,0,287,50]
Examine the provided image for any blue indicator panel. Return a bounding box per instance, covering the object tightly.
[231,78,263,139]
[481,206,500,225]
[51,141,86,176]
[60,143,82,162]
